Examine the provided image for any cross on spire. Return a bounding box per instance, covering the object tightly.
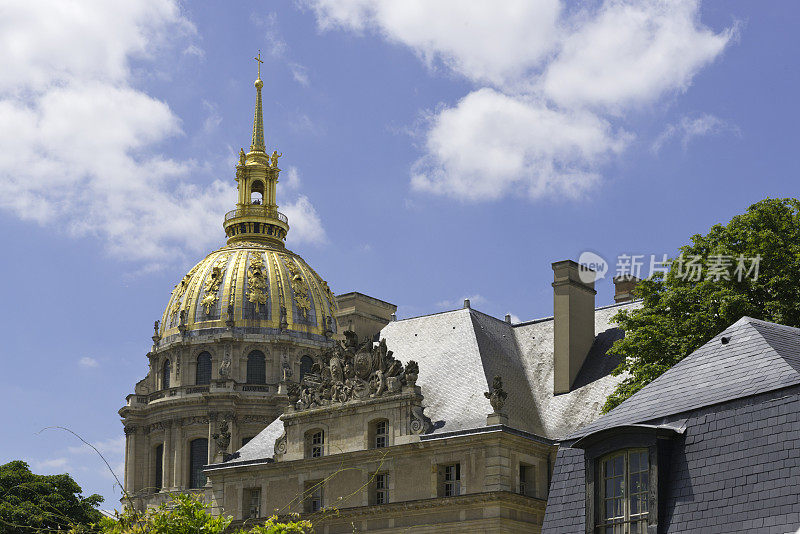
[254,50,263,80]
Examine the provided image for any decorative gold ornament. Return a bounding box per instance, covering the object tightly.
[246,252,269,313]
[283,255,311,318]
[201,256,228,315]
[170,264,199,322]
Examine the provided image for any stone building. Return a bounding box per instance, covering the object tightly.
[120,61,642,531]
[542,317,800,534]
[118,63,393,510]
[203,260,641,532]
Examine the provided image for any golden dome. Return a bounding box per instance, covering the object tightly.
[158,240,337,342]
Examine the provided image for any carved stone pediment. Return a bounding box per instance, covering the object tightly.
[290,333,419,412]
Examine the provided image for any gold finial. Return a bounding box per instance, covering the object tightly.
[254,50,264,89]
[251,51,265,151]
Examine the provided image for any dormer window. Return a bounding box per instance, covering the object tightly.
[598,449,649,533]
[306,430,324,458]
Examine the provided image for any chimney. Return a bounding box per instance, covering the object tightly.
[504,314,512,324]
[613,275,640,303]
[552,260,596,395]
[464,299,471,309]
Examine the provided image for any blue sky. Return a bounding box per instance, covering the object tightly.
[0,0,798,509]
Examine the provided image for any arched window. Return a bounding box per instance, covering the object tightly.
[299,355,314,382]
[246,350,266,384]
[250,180,264,204]
[154,444,163,492]
[162,359,171,389]
[196,352,212,385]
[189,438,208,489]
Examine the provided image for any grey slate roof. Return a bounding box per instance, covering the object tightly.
[542,384,800,534]
[219,302,637,464]
[569,316,800,440]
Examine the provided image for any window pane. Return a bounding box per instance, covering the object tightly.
[246,351,266,384]
[189,438,208,488]
[162,360,171,389]
[196,352,212,385]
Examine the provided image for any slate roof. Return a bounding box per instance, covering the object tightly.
[543,385,800,534]
[222,302,636,464]
[569,316,800,440]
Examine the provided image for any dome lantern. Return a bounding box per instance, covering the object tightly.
[223,51,289,246]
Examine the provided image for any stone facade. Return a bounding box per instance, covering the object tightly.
[118,328,332,509]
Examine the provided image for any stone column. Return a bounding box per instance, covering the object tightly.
[163,422,174,490]
[123,425,137,494]
[173,422,184,489]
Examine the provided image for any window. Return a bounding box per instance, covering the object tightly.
[244,488,261,519]
[373,473,389,505]
[250,180,264,204]
[306,430,324,458]
[299,355,313,382]
[162,359,171,389]
[372,419,389,449]
[598,449,649,534]
[519,464,535,497]
[196,352,212,385]
[304,481,323,512]
[440,463,461,497]
[154,444,163,492]
[246,350,266,384]
[189,438,208,489]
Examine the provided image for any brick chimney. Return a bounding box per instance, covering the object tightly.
[613,275,640,303]
[552,260,596,395]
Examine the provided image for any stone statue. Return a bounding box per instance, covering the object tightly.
[212,419,231,451]
[270,150,282,167]
[219,355,231,379]
[484,375,508,413]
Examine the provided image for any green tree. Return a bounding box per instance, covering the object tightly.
[0,460,103,533]
[603,198,800,413]
[100,494,311,534]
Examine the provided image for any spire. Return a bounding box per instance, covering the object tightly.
[251,51,265,152]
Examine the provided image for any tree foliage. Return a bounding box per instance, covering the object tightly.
[100,494,311,534]
[603,198,800,413]
[0,460,103,533]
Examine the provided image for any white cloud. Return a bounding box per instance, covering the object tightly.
[79,357,99,368]
[252,11,310,87]
[283,166,302,190]
[0,1,327,264]
[290,63,311,87]
[68,436,126,457]
[651,113,738,153]
[183,44,205,58]
[202,100,222,134]
[543,0,736,111]
[305,0,735,203]
[304,0,561,86]
[411,89,630,201]
[32,457,70,472]
[283,195,327,245]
